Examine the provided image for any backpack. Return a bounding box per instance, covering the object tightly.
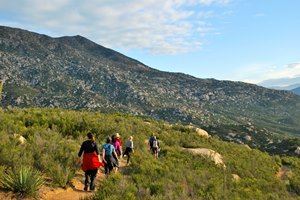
[153,140,158,148]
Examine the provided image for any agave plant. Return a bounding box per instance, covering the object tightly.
[0,166,44,198]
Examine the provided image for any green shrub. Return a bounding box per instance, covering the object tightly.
[0,166,44,198]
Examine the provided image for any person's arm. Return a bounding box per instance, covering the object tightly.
[113,149,119,162]
[102,148,106,163]
[148,138,151,150]
[78,143,84,157]
[118,142,122,155]
[132,141,134,153]
[95,143,101,160]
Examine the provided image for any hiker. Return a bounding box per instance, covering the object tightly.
[111,133,122,171]
[112,133,122,158]
[102,137,119,176]
[78,132,103,191]
[148,132,156,152]
[123,136,134,165]
[115,132,123,147]
[152,136,160,158]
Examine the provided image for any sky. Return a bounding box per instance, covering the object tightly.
[0,0,300,85]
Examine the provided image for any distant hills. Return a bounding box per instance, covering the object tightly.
[1,25,300,155]
[259,76,300,90]
[292,87,300,95]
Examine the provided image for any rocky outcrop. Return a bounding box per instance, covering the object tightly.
[14,134,26,144]
[195,128,210,138]
[295,147,300,155]
[232,174,241,182]
[185,148,225,168]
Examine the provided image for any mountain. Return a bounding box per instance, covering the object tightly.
[292,87,300,95]
[259,76,300,90]
[1,25,300,155]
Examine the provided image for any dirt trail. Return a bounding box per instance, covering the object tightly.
[40,159,126,200]
[276,165,290,180]
[39,171,104,200]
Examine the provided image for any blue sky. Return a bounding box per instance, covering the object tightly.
[0,0,299,84]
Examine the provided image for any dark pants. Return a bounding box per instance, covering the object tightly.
[85,169,98,190]
[123,147,133,164]
[104,155,116,174]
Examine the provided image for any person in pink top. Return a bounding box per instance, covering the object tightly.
[111,133,122,171]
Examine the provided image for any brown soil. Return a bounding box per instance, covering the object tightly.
[39,170,106,200]
[276,165,290,180]
[0,160,126,200]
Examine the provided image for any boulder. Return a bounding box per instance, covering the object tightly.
[295,147,300,155]
[14,134,26,144]
[185,148,225,168]
[232,174,241,182]
[195,128,210,138]
[244,135,252,141]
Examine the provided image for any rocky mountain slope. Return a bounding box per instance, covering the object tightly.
[1,25,300,155]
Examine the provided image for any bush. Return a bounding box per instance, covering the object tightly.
[0,166,44,198]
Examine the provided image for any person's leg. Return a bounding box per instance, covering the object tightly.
[104,163,109,175]
[89,169,98,191]
[84,171,90,191]
[105,155,113,176]
[127,150,131,165]
[153,148,158,158]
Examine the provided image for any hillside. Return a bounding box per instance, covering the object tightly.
[292,87,300,96]
[0,108,300,199]
[1,26,300,155]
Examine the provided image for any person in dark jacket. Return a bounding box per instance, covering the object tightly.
[78,132,103,191]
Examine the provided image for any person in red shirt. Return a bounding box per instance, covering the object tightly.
[78,132,103,191]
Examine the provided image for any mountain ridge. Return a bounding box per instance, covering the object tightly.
[259,76,300,90]
[292,87,300,95]
[1,25,300,155]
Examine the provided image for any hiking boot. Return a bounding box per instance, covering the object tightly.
[84,185,88,191]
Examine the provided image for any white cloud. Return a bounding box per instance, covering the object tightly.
[254,13,266,17]
[233,62,300,84]
[0,0,232,54]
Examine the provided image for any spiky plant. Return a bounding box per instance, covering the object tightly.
[0,166,44,198]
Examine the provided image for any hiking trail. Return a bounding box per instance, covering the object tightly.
[40,159,127,200]
[0,159,127,200]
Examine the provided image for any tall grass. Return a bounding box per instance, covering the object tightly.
[0,166,44,198]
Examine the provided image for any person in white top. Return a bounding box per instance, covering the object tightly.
[123,136,134,165]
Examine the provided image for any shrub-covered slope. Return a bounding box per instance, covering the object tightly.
[0,108,299,199]
[1,26,300,155]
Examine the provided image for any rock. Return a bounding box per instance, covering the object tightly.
[228,132,236,137]
[244,135,252,141]
[185,148,225,168]
[195,128,210,138]
[14,134,26,144]
[295,147,300,155]
[232,174,240,182]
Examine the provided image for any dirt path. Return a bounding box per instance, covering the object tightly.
[40,159,127,200]
[39,170,105,200]
[276,165,290,180]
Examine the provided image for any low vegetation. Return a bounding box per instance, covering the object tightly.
[0,108,299,199]
[0,166,44,198]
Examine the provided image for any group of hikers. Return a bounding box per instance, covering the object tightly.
[77,132,160,192]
